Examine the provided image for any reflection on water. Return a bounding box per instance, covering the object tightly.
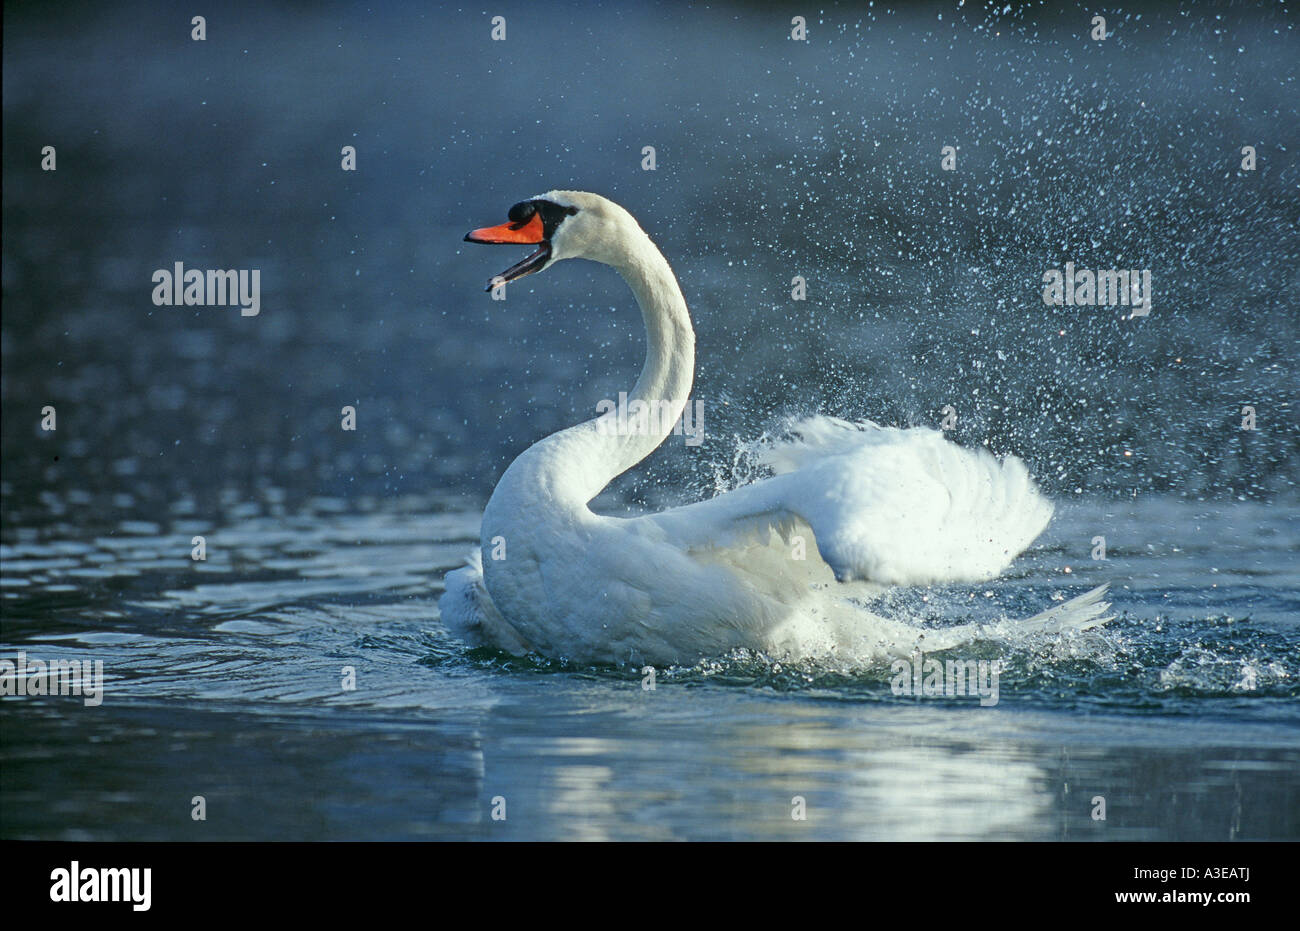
[3,686,1296,841]
[2,494,1297,840]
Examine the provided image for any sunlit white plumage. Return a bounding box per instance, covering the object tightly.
[441,190,1110,666]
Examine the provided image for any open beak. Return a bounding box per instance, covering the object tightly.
[464,213,550,290]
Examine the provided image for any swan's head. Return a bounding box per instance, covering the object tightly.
[464,190,638,290]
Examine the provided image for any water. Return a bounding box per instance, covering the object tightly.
[2,494,1296,840]
[2,1,1298,840]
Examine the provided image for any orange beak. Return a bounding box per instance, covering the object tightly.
[464,210,553,290]
[464,212,545,245]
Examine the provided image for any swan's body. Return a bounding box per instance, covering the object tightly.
[441,191,1111,666]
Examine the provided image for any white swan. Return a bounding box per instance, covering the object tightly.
[441,191,1111,667]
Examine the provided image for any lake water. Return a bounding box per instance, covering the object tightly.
[2,1,1297,841]
[1,494,1298,840]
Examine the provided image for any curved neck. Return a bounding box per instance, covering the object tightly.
[499,228,695,508]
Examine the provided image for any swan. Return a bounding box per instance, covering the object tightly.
[440,191,1111,668]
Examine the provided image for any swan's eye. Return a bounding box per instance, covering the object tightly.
[507,201,537,226]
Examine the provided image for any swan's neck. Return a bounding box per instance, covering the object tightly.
[498,228,694,509]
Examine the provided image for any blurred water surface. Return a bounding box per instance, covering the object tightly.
[2,1,1297,839]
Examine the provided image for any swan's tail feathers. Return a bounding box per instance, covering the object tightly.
[1014,583,1115,636]
[439,549,534,654]
[439,549,492,645]
[908,584,1115,654]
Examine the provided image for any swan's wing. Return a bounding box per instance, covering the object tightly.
[638,416,1053,587]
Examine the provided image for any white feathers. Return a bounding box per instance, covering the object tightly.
[642,415,1054,589]
[759,416,1055,586]
[439,192,1110,667]
[911,583,1115,654]
[440,549,532,655]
